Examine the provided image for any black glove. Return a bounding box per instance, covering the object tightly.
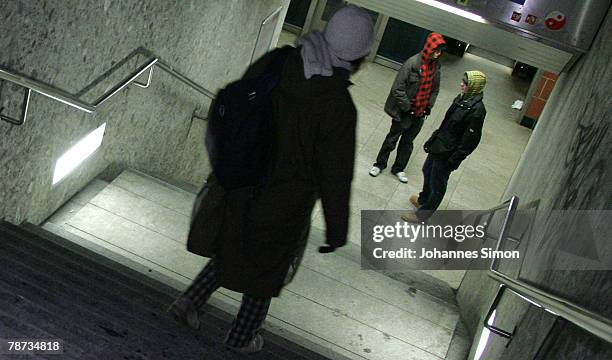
[423,131,438,153]
[318,244,337,253]
[447,160,460,171]
[424,107,431,116]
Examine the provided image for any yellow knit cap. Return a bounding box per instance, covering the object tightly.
[463,71,486,98]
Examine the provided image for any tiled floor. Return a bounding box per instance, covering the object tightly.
[279,31,532,288]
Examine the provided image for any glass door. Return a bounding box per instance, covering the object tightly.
[310,0,345,32]
[284,0,314,34]
[375,17,432,69]
[310,0,379,33]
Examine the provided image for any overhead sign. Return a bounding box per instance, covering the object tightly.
[545,11,567,31]
[430,0,610,52]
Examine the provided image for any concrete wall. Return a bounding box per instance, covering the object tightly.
[0,0,286,224]
[457,5,612,359]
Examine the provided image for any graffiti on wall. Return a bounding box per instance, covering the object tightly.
[553,103,610,210]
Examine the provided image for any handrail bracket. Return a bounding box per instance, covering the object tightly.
[0,86,31,126]
[484,285,517,346]
[133,66,154,89]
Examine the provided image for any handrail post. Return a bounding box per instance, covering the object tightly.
[490,195,519,272]
[156,61,217,99]
[133,66,154,88]
[483,285,516,343]
[93,58,159,106]
[0,87,31,126]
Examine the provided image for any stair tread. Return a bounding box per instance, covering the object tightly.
[0,272,219,359]
[21,222,176,299]
[0,248,194,342]
[0,221,329,360]
[0,285,119,353]
[2,226,170,312]
[0,264,201,346]
[0,309,92,360]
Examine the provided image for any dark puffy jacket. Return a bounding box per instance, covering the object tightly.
[425,93,486,167]
[187,47,356,297]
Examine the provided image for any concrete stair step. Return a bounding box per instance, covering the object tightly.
[0,274,191,359]
[0,249,198,357]
[21,222,175,300]
[0,236,241,359]
[0,284,128,358]
[0,306,94,360]
[3,223,169,313]
[0,221,330,360]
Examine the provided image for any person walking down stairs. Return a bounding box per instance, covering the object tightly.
[169,5,375,354]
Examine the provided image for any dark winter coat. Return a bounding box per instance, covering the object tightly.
[187,47,357,298]
[424,93,486,168]
[384,52,441,119]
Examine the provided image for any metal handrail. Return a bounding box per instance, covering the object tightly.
[483,196,612,344]
[0,49,215,125]
[487,272,612,343]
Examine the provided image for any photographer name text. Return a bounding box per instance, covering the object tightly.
[372,247,520,259]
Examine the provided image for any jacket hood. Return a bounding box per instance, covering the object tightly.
[463,71,486,99]
[280,47,351,99]
[421,33,446,64]
[298,31,351,79]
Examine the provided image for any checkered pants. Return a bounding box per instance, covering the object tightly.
[183,259,271,348]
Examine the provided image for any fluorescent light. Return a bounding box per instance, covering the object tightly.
[473,310,496,360]
[416,0,488,23]
[53,123,106,184]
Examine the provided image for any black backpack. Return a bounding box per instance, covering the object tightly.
[205,47,293,190]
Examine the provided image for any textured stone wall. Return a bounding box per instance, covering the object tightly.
[457,6,612,359]
[0,0,285,224]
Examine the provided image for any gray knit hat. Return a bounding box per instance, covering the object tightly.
[324,5,375,61]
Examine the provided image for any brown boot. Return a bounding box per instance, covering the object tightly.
[409,195,420,208]
[401,211,421,223]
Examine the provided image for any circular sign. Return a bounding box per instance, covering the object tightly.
[545,11,566,30]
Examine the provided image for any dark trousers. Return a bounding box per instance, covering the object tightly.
[375,114,425,173]
[183,260,271,348]
[416,154,453,220]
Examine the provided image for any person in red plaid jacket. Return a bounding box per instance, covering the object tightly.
[370,33,446,184]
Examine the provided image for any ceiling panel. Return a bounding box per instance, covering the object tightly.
[348,0,575,72]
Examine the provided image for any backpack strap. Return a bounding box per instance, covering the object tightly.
[243,46,294,81]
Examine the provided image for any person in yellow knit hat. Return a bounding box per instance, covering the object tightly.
[402,71,487,222]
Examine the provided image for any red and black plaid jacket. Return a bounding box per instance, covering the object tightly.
[411,33,446,117]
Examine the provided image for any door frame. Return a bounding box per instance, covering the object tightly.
[368,14,406,70]
[282,0,320,36]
